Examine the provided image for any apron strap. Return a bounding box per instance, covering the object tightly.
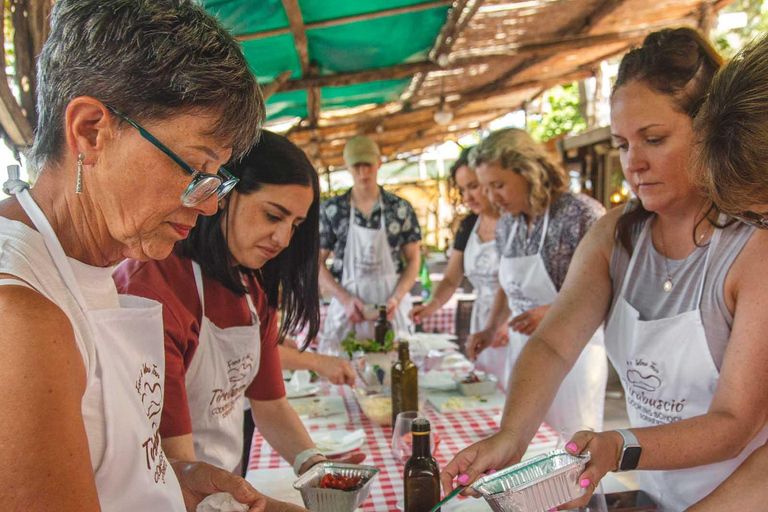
[191,261,206,317]
[536,206,551,255]
[13,187,90,311]
[695,215,725,308]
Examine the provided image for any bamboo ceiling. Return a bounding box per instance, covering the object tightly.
[271,0,733,170]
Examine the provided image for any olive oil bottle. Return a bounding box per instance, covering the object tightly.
[374,305,391,345]
[391,340,418,427]
[404,418,440,512]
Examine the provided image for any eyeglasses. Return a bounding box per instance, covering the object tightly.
[732,210,768,230]
[105,105,238,207]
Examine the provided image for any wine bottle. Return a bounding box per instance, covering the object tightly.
[374,305,391,346]
[404,418,440,512]
[391,341,418,427]
[419,257,433,301]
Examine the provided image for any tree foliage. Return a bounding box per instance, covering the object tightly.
[527,83,587,143]
[713,0,768,58]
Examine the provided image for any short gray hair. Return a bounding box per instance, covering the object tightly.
[29,0,264,171]
[470,128,568,215]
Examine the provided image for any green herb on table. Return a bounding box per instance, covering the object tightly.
[341,329,395,358]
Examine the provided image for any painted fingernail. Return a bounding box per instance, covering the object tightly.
[488,469,496,474]
[580,478,591,488]
[458,474,470,484]
[566,442,578,452]
[548,508,558,511]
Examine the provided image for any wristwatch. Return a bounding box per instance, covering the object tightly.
[615,429,642,472]
[293,448,324,476]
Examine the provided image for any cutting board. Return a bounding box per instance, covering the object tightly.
[288,395,349,427]
[426,390,507,413]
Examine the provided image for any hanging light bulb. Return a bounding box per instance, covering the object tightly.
[434,102,454,125]
[433,75,454,125]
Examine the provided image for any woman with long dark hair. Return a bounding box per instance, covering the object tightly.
[441,28,768,512]
[114,132,360,485]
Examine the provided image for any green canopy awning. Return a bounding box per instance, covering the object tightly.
[204,0,450,121]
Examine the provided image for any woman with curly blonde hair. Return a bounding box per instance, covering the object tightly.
[466,128,607,436]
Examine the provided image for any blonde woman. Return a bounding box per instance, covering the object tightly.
[410,147,509,382]
[466,128,607,436]
[686,31,768,512]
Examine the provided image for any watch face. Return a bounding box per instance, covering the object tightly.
[621,446,642,471]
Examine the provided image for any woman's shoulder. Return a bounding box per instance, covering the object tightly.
[554,192,607,218]
[459,213,479,231]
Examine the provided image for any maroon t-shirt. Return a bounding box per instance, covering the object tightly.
[113,251,285,438]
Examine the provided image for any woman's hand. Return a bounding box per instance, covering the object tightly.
[313,355,356,386]
[171,459,267,512]
[509,305,550,335]
[341,295,365,324]
[409,303,436,324]
[440,431,524,495]
[466,328,494,360]
[491,323,510,347]
[555,431,623,510]
[386,296,401,320]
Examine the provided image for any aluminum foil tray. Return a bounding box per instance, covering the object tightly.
[293,462,380,512]
[471,450,590,512]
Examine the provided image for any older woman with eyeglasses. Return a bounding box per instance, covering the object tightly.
[0,1,267,511]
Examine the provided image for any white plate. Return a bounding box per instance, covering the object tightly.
[285,385,320,399]
[309,429,366,457]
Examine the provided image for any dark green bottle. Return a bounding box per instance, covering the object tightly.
[391,341,418,427]
[404,418,440,512]
[374,305,391,346]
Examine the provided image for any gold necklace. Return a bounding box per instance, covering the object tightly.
[657,219,709,293]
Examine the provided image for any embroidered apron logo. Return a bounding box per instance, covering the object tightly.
[623,358,687,426]
[210,355,256,418]
[227,354,255,383]
[135,363,168,483]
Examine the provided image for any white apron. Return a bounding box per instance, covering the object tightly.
[319,195,413,355]
[185,262,261,472]
[463,215,508,382]
[498,208,606,435]
[9,185,185,512]
[604,218,768,512]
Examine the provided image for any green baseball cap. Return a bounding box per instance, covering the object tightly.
[343,135,381,166]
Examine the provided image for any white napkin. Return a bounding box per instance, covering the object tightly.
[310,428,365,452]
[287,370,311,392]
[196,492,249,512]
[420,370,458,390]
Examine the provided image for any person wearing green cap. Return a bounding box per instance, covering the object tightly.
[318,135,422,354]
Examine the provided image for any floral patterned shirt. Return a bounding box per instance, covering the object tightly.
[320,187,422,281]
[495,192,605,291]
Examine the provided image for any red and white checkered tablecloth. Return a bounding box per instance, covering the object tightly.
[294,296,460,342]
[248,386,558,512]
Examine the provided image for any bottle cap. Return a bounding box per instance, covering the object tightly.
[411,417,431,433]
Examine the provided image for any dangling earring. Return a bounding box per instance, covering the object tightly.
[75,153,84,194]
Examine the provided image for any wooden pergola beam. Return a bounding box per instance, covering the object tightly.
[711,0,738,11]
[262,70,294,100]
[280,0,321,128]
[279,25,661,92]
[239,0,453,42]
[429,0,483,62]
[403,0,485,106]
